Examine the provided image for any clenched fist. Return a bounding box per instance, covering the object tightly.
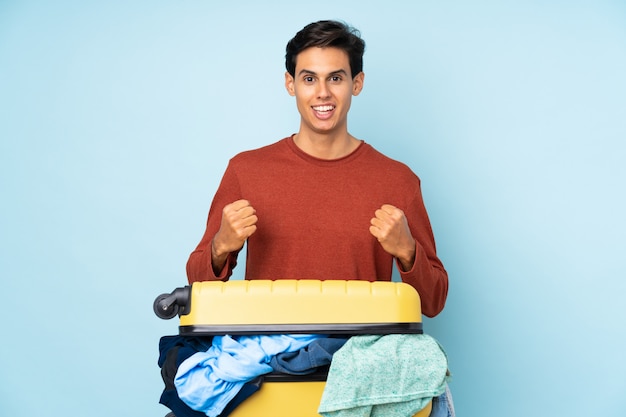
[369,204,416,271]
[211,199,258,273]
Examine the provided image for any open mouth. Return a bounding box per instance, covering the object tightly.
[312,105,335,117]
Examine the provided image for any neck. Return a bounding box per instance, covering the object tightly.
[293,131,360,160]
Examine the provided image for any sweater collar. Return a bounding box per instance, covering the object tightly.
[285,134,367,166]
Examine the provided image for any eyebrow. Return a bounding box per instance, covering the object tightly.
[298,69,349,77]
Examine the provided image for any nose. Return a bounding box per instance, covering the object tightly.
[317,80,331,99]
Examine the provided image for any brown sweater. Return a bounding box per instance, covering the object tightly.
[187,136,448,317]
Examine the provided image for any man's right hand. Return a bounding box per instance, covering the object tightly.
[211,199,258,273]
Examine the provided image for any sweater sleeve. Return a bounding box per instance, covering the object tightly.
[398,181,448,317]
[186,161,242,283]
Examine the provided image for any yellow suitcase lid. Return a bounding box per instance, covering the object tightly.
[155,280,423,335]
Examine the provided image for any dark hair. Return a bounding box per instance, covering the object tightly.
[285,20,365,78]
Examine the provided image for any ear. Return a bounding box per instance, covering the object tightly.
[285,72,295,96]
[352,72,365,96]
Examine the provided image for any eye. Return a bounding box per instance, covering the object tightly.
[303,76,315,84]
[330,76,342,83]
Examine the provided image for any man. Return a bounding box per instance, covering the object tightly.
[186,20,448,317]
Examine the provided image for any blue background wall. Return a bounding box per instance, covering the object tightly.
[1,1,625,416]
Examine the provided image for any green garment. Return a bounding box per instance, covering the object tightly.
[318,334,449,417]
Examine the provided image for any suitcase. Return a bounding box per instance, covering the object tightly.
[154,280,432,417]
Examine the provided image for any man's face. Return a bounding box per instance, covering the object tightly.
[285,47,364,136]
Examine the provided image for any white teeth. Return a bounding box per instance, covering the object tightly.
[313,105,334,112]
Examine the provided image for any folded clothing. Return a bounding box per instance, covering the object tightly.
[158,335,263,417]
[318,334,449,417]
[174,334,325,417]
[270,337,348,375]
[159,336,211,417]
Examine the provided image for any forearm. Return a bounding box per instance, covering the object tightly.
[395,240,417,272]
[398,241,448,317]
[186,242,234,283]
[397,182,448,317]
[210,237,232,276]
